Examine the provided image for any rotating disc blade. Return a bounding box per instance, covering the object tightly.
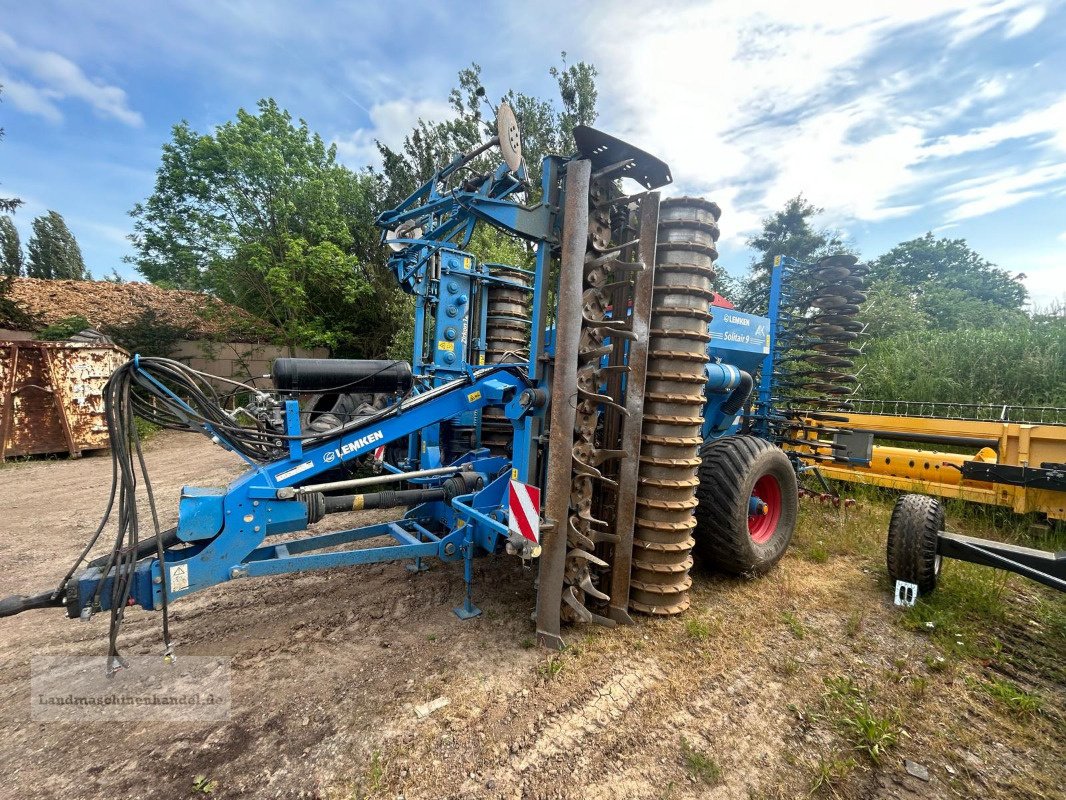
[497,101,522,172]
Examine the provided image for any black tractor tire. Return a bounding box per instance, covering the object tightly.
[694,435,799,575]
[886,493,943,595]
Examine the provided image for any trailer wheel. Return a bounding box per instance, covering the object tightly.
[694,436,798,575]
[887,494,943,595]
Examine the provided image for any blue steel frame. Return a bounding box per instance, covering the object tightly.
[72,365,537,620]
[751,255,793,440]
[73,146,563,623]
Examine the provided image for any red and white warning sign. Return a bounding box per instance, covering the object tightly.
[372,444,386,462]
[507,480,541,544]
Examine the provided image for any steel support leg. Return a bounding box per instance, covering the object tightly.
[454,525,482,619]
[535,158,592,649]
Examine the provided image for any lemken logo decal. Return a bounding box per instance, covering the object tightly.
[328,430,385,463]
[724,314,750,326]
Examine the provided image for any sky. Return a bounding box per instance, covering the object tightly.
[0,0,1063,307]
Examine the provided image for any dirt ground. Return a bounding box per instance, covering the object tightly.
[0,432,1062,800]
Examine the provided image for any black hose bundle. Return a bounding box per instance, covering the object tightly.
[55,359,173,675]
[53,356,292,673]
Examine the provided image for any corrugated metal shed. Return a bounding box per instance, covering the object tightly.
[0,341,128,459]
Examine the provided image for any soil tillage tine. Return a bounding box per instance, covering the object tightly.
[579,572,611,602]
[562,585,594,623]
[567,547,610,568]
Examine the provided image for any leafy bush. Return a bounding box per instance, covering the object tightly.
[857,316,1066,406]
[102,309,191,357]
[36,315,91,340]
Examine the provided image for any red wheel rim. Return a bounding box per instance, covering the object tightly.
[748,474,782,544]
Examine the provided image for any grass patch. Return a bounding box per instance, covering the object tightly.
[775,656,801,678]
[820,677,901,764]
[134,418,161,442]
[538,655,565,680]
[808,755,856,795]
[899,561,1009,660]
[806,541,830,564]
[191,775,217,794]
[366,750,384,789]
[519,636,535,649]
[684,617,712,640]
[973,677,1043,717]
[1031,592,1066,641]
[844,610,864,638]
[680,736,722,785]
[781,611,806,640]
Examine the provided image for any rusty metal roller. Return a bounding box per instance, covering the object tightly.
[483,265,532,452]
[631,197,720,616]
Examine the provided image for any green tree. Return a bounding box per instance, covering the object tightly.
[378,55,599,207]
[0,216,22,276]
[128,98,406,356]
[26,211,87,280]
[739,195,852,314]
[866,233,1027,330]
[0,85,22,215]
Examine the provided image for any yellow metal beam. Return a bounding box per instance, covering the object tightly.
[787,412,1066,520]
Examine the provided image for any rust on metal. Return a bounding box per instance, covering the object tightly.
[0,340,127,460]
[631,196,722,616]
[607,191,660,624]
[536,158,592,650]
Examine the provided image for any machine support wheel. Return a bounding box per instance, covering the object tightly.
[886,494,943,595]
[694,436,798,575]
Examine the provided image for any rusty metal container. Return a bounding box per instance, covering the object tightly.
[0,341,127,459]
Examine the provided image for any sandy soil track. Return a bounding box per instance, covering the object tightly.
[0,432,1061,799]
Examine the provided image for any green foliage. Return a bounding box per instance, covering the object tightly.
[36,315,90,341]
[867,233,1027,329]
[191,775,217,794]
[684,617,712,640]
[819,677,901,764]
[0,216,22,277]
[680,736,722,785]
[973,677,1043,716]
[378,55,598,209]
[781,610,806,639]
[538,654,565,680]
[26,211,87,280]
[101,309,191,357]
[808,756,856,795]
[128,98,406,357]
[857,315,1066,406]
[899,560,1009,661]
[739,195,853,313]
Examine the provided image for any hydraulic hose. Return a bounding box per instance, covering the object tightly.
[720,370,754,417]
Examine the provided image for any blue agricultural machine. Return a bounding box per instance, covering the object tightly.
[0,104,866,666]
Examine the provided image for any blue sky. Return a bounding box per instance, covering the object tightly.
[1,1,1063,306]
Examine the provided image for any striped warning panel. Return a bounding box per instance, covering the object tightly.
[508,480,541,543]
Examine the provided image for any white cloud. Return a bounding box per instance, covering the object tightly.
[1006,251,1066,308]
[333,98,454,170]
[0,31,141,126]
[0,75,63,123]
[1005,5,1046,37]
[923,97,1066,159]
[940,162,1066,221]
[580,0,1062,239]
